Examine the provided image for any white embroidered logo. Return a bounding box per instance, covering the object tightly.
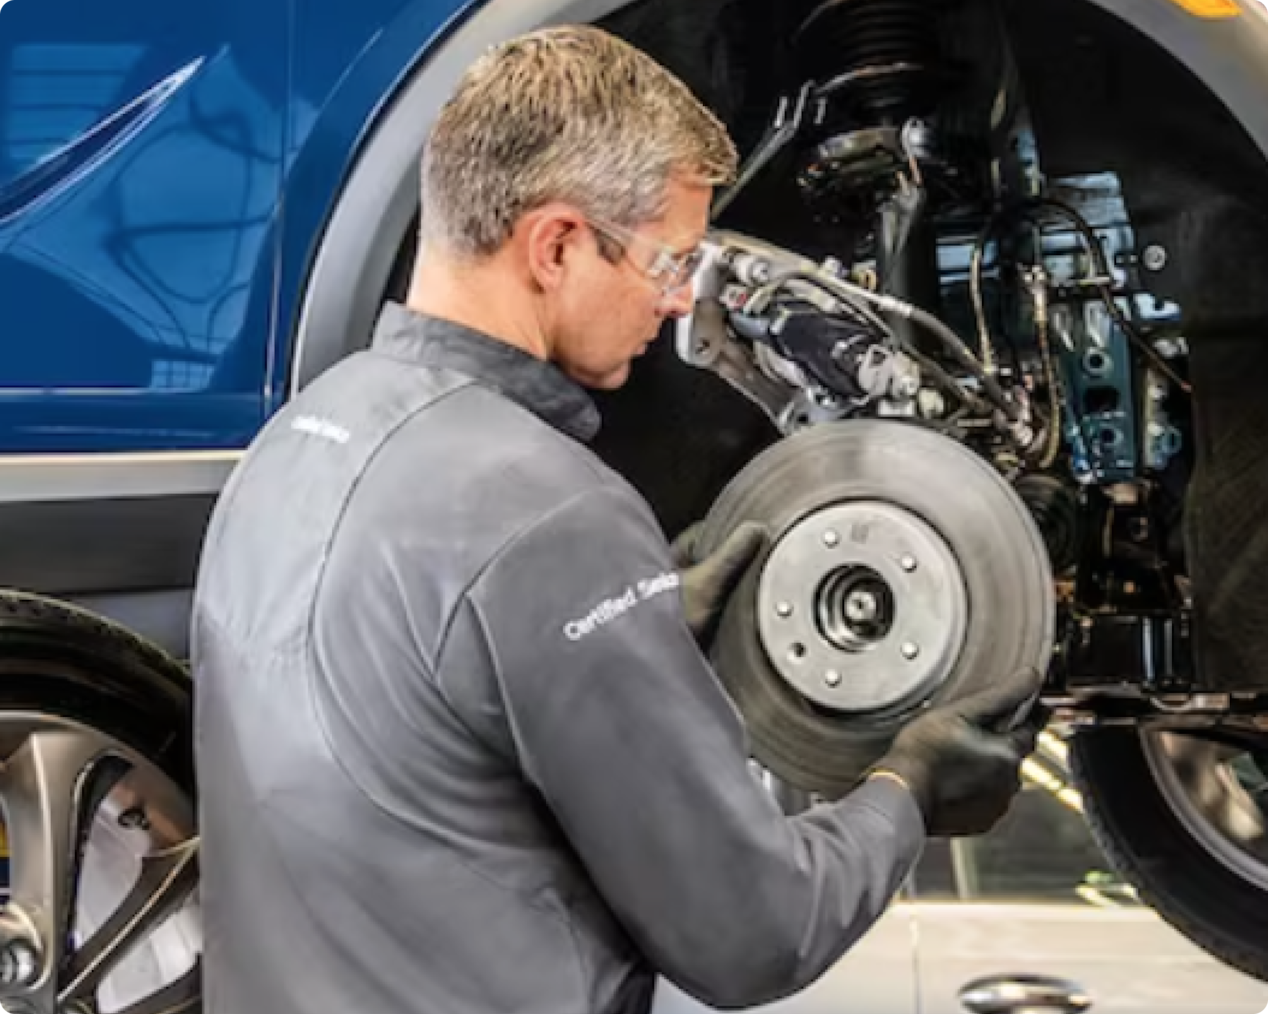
[292,415,351,444]
[563,572,681,642]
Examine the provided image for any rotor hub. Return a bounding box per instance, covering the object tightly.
[757,500,968,714]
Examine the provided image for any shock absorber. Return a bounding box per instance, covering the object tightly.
[796,0,942,126]
[794,0,947,348]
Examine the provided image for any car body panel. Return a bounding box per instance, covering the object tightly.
[0,0,288,452]
[654,904,1266,1014]
[0,0,483,455]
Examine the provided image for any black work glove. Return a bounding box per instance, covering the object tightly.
[868,666,1048,838]
[671,521,768,648]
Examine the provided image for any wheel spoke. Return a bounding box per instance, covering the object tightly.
[113,959,200,1014]
[59,837,200,1005]
[0,725,113,1004]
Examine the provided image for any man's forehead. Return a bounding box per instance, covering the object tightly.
[648,208,710,250]
[662,224,708,252]
[633,223,704,260]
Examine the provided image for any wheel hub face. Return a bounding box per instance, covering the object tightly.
[757,500,969,713]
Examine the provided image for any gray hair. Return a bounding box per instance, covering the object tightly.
[420,25,738,258]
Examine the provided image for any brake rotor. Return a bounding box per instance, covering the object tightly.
[698,419,1055,798]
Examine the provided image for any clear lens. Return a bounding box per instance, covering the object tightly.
[589,217,700,296]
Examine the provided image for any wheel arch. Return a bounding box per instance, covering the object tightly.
[1002,0,1268,208]
[1079,0,1268,164]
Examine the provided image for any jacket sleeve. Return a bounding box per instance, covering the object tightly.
[461,484,926,1009]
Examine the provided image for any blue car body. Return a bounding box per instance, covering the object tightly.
[0,0,480,454]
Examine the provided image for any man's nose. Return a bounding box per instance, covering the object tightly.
[659,280,696,319]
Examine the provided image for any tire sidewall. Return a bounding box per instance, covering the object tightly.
[0,593,194,793]
[1071,727,1268,982]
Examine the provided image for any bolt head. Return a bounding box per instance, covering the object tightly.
[901,642,920,660]
[822,530,840,548]
[118,806,150,831]
[824,670,842,688]
[776,601,794,618]
[844,591,879,624]
[0,940,40,988]
[1142,244,1168,272]
[900,555,918,572]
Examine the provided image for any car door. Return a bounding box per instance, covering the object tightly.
[908,727,1268,1014]
[0,0,288,455]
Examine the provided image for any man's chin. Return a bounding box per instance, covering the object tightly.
[561,360,633,391]
[589,363,632,391]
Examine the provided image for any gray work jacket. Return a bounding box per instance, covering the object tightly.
[192,303,926,1014]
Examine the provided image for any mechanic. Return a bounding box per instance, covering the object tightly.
[191,24,1047,1014]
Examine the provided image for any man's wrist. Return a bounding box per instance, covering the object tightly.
[866,760,930,814]
[866,768,913,794]
[866,765,932,837]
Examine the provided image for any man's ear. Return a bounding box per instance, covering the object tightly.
[521,205,585,293]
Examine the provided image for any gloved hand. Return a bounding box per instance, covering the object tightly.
[867,666,1048,838]
[671,521,768,647]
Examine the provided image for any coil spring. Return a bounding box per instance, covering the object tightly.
[797,0,940,123]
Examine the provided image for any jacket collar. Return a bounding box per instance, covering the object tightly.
[370,302,601,443]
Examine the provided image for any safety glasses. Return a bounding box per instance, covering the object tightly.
[586,216,705,299]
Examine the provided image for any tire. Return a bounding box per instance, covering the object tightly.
[1071,727,1268,983]
[697,420,1054,797]
[0,590,193,787]
[0,589,199,1013]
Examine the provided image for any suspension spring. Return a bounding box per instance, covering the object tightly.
[797,0,941,124]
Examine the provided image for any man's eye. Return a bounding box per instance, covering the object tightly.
[651,254,679,281]
[675,252,704,284]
